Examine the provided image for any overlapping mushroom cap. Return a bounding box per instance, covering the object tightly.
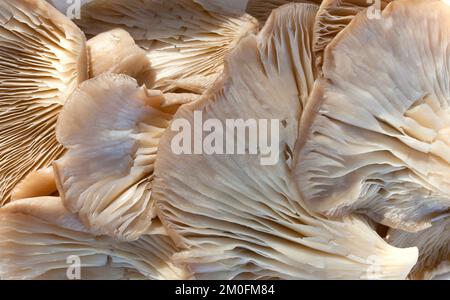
[87,28,155,87]
[53,74,195,241]
[10,167,58,201]
[0,0,87,205]
[151,3,418,280]
[313,0,392,66]
[76,0,258,93]
[294,0,450,232]
[0,197,190,280]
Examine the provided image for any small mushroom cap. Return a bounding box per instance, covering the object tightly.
[294,0,450,232]
[0,0,87,205]
[152,3,418,279]
[54,74,192,241]
[77,0,258,93]
[11,167,57,201]
[87,28,155,87]
[0,197,191,280]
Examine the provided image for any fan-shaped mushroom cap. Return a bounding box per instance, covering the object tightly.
[0,0,87,205]
[152,4,417,279]
[76,0,258,93]
[10,167,57,201]
[294,0,450,232]
[0,197,190,280]
[87,29,155,87]
[313,0,392,67]
[54,74,192,241]
[388,215,450,280]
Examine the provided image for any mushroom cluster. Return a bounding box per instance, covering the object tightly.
[0,0,449,280]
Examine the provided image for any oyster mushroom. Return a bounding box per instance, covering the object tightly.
[313,0,393,67]
[151,3,418,279]
[11,167,58,201]
[76,0,258,93]
[53,74,194,241]
[0,196,190,280]
[87,28,155,87]
[0,0,87,205]
[294,0,450,232]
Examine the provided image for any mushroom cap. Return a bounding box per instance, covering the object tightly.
[54,74,190,241]
[0,197,190,280]
[76,0,258,93]
[87,28,155,87]
[294,0,450,232]
[152,3,418,279]
[0,0,87,205]
[388,215,450,280]
[313,0,392,67]
[11,167,57,201]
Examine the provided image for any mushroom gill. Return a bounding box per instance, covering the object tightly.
[0,197,190,280]
[76,0,258,93]
[0,0,87,205]
[151,3,418,280]
[294,0,450,232]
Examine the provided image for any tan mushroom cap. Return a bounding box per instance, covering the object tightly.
[388,215,450,280]
[54,74,192,241]
[11,167,57,201]
[294,0,450,232]
[76,0,258,93]
[152,4,418,279]
[313,0,393,67]
[0,0,87,205]
[0,197,190,280]
[87,28,155,87]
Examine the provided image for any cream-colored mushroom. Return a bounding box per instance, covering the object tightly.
[54,74,194,241]
[313,0,392,67]
[151,3,418,280]
[87,28,155,87]
[0,197,191,280]
[294,0,450,232]
[76,0,258,93]
[11,167,57,201]
[0,0,87,205]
